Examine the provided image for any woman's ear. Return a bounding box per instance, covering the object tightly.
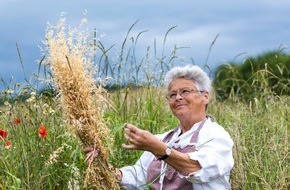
[203,91,210,103]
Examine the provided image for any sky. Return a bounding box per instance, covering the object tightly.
[1,0,290,89]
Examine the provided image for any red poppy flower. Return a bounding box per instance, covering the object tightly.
[0,129,8,139]
[38,125,48,138]
[5,140,11,149]
[14,117,21,124]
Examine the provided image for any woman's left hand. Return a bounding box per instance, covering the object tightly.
[122,123,163,153]
[83,147,99,164]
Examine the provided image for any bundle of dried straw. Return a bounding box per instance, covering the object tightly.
[44,17,120,189]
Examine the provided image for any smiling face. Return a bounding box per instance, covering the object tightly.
[168,78,209,122]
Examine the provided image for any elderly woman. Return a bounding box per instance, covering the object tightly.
[118,65,234,190]
[85,65,234,189]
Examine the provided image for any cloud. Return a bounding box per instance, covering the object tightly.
[1,0,290,88]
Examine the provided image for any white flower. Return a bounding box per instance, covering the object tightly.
[7,88,14,94]
[49,107,55,115]
[4,101,10,106]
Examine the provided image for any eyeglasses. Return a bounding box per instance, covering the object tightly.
[166,88,203,101]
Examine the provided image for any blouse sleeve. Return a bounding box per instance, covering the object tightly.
[119,133,168,188]
[120,151,154,188]
[186,122,234,183]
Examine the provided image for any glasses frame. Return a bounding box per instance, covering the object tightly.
[166,88,204,101]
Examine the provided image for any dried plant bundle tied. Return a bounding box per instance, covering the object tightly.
[44,17,120,189]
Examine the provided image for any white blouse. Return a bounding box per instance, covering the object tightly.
[120,118,234,190]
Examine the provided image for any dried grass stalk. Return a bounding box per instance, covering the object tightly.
[44,17,120,189]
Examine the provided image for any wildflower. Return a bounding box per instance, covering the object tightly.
[0,129,8,139]
[26,92,36,103]
[6,88,14,94]
[42,104,55,115]
[14,117,21,124]
[43,109,48,115]
[33,102,40,108]
[4,101,10,106]
[26,97,34,103]
[5,140,11,149]
[45,145,64,167]
[39,125,48,138]
[68,166,81,190]
[48,107,55,115]
[23,90,29,95]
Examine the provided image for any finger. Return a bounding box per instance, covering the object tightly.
[124,133,130,141]
[92,150,99,158]
[122,123,128,128]
[122,143,136,150]
[83,147,94,154]
[125,125,135,131]
[124,134,133,144]
[84,150,99,163]
[124,128,135,141]
[125,123,138,134]
[128,137,133,143]
[124,128,130,136]
[85,153,92,162]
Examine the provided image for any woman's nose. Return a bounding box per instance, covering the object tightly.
[175,93,183,100]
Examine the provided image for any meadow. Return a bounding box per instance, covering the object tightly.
[0,18,289,189]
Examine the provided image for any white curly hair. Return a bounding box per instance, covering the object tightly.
[164,65,212,93]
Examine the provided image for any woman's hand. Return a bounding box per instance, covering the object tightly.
[122,123,166,156]
[83,147,99,165]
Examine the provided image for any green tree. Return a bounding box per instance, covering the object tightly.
[214,50,290,101]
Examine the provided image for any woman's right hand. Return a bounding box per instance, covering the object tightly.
[83,147,99,164]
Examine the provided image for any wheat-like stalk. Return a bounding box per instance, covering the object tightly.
[44,16,120,189]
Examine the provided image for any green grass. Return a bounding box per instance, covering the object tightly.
[0,93,87,189]
[1,84,289,189]
[209,97,289,189]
